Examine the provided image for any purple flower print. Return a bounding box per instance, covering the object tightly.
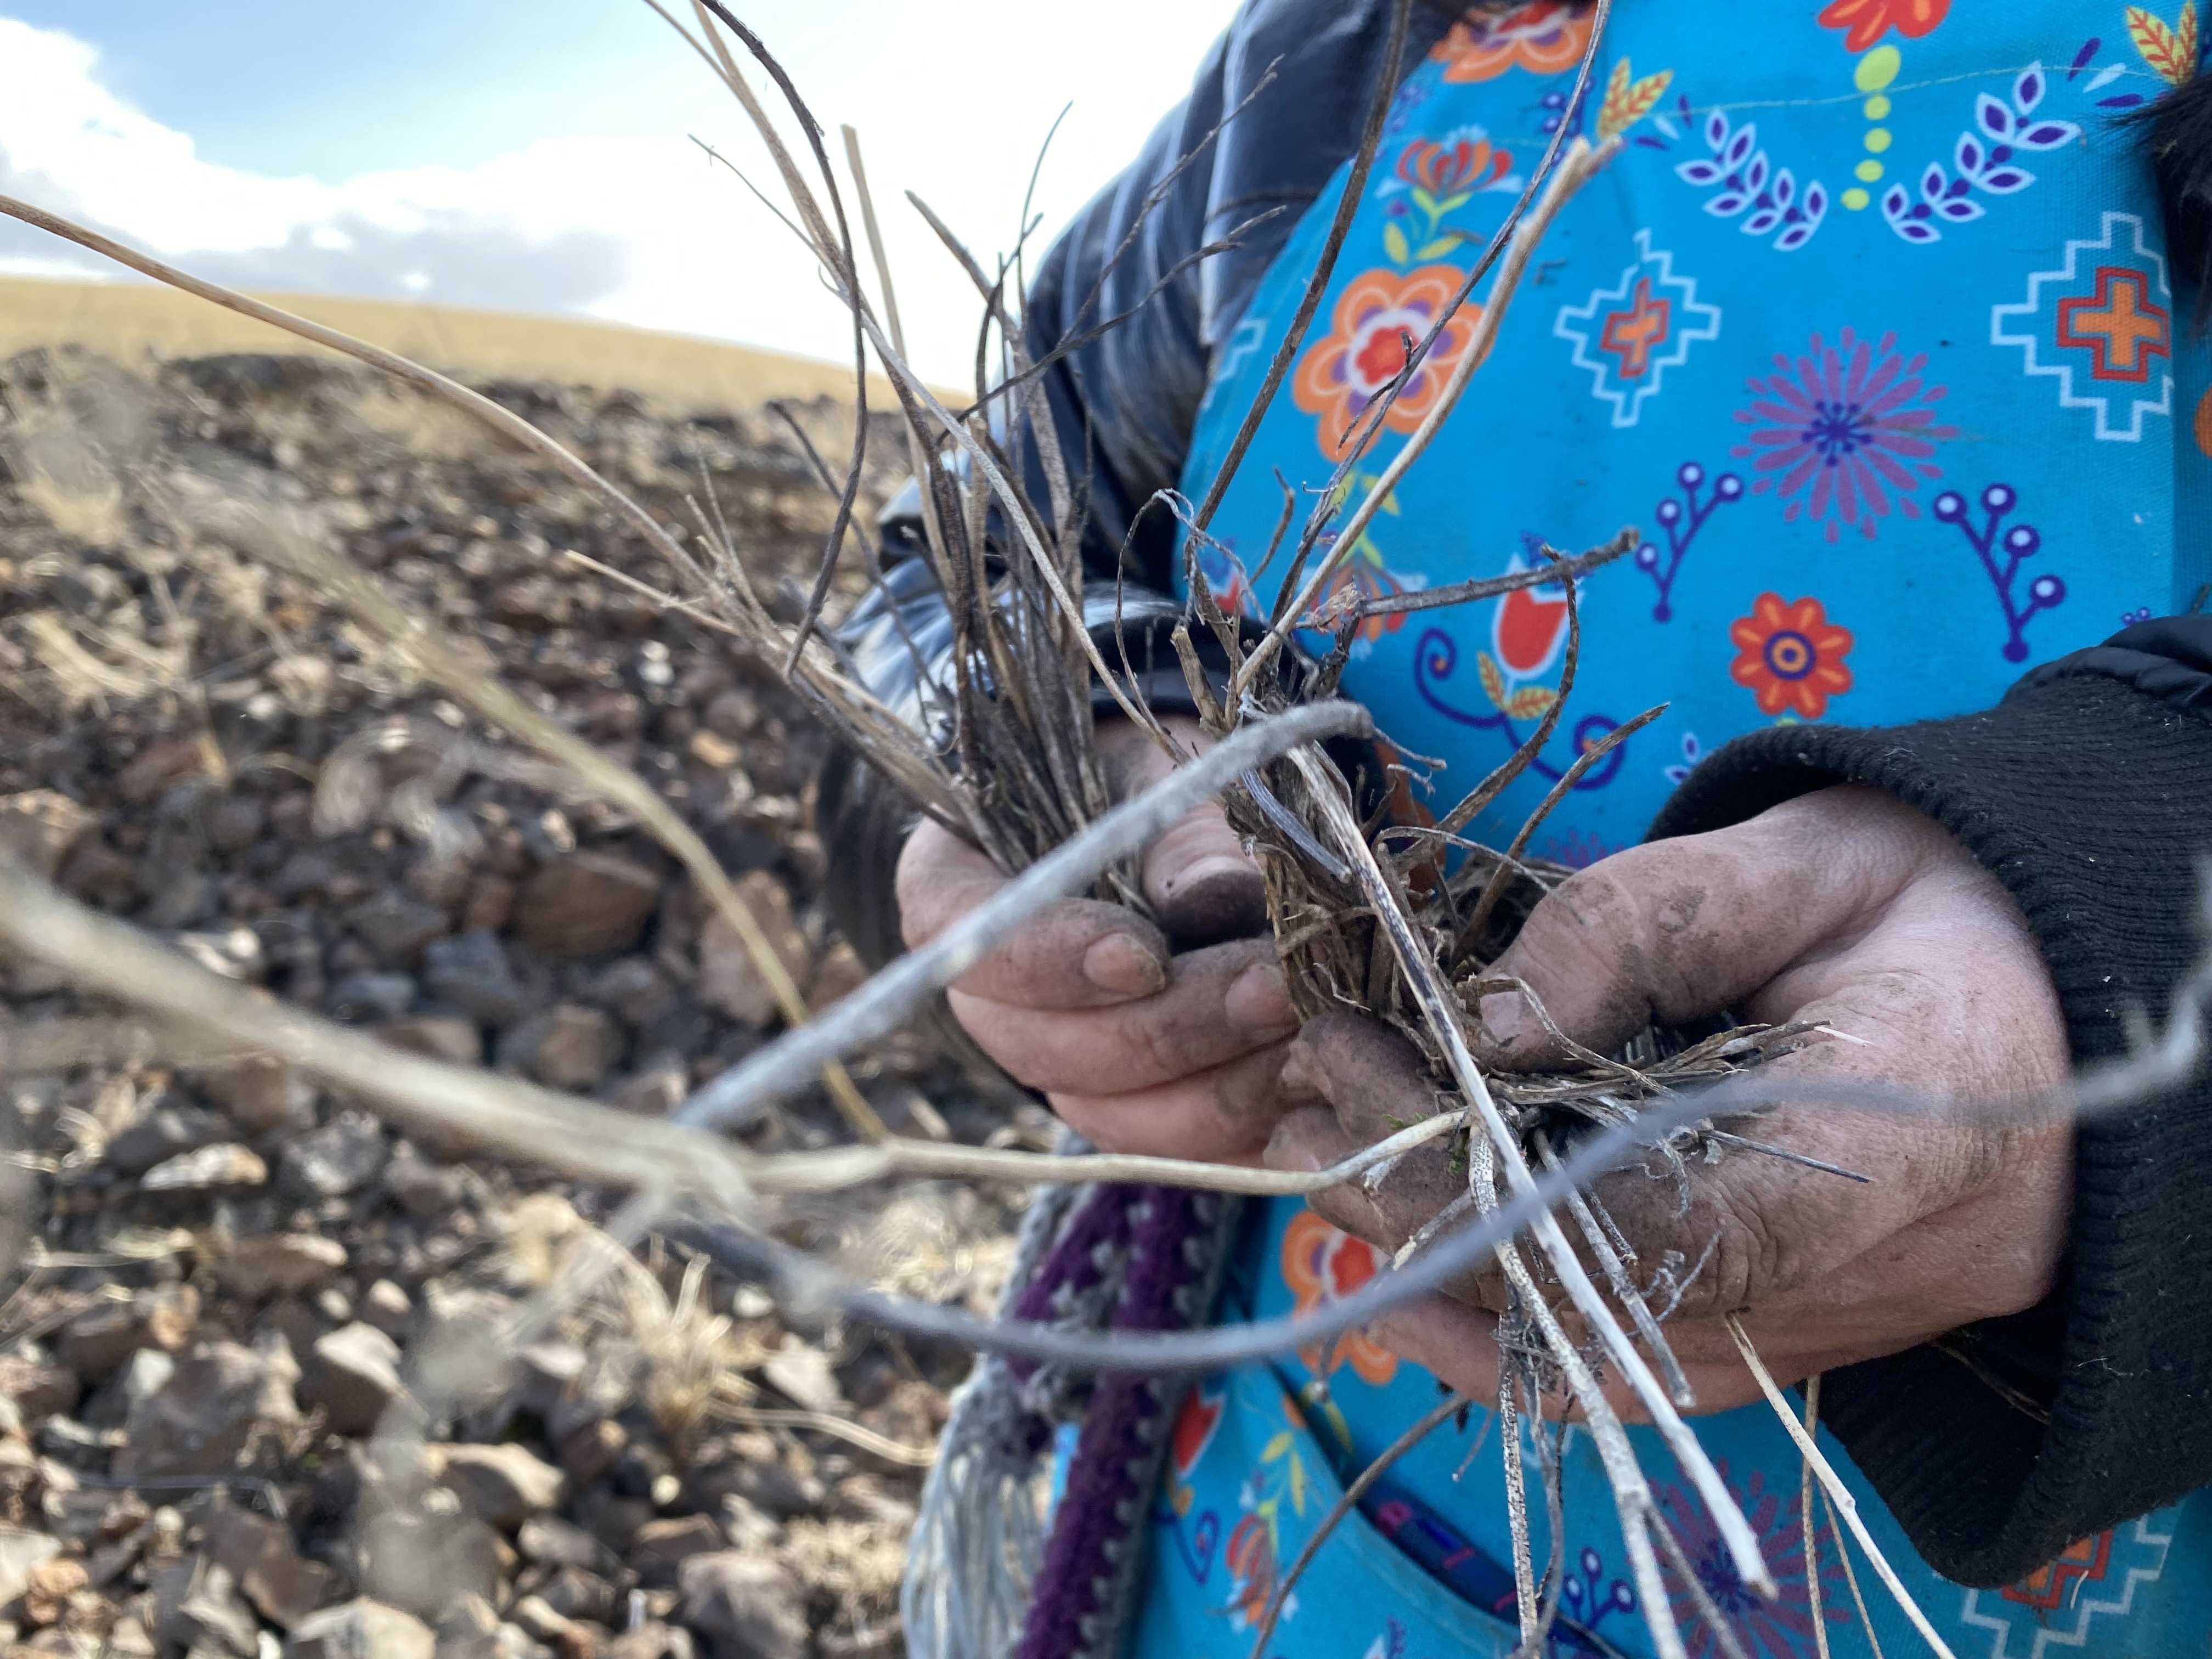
[1729,328,1956,544]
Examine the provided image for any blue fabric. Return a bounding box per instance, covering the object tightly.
[1133,2,2212,1654]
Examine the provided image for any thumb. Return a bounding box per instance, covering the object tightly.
[1475,789,1923,1065]
[1105,718,1265,947]
[1144,800,1266,947]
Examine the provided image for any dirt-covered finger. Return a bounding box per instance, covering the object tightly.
[1050,1042,1300,1162]
[946,936,1296,1095]
[897,817,1173,1008]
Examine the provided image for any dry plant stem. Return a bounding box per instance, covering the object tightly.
[1287,744,1775,1602]
[1726,1314,1956,1659]
[1190,0,1413,534]
[1246,1387,1473,1659]
[675,703,1369,1128]
[1826,1481,1889,1659]
[1297,794,1680,1659]
[841,123,947,566]
[0,194,690,588]
[0,862,760,1214]
[0,190,924,1135]
[1543,1143,1695,1408]
[1351,528,1638,620]
[710,1404,935,1467]
[1232,134,1618,701]
[187,494,890,1146]
[1804,1373,1832,1659]
[845,302,1158,734]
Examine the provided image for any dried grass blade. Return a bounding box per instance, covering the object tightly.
[1725,1315,1956,1658]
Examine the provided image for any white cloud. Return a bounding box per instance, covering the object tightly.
[0,7,1241,385]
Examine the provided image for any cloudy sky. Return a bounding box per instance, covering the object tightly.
[0,0,1242,385]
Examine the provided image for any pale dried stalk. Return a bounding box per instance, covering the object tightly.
[1233,133,1618,701]
[0,871,1461,1207]
[178,487,889,1144]
[1246,1387,1472,1659]
[1726,1314,1956,1659]
[676,702,1369,1127]
[0,861,760,1214]
[1804,1374,1833,1659]
[0,190,926,1141]
[1288,746,1774,1602]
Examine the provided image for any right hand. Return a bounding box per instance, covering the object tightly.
[895,715,1301,1161]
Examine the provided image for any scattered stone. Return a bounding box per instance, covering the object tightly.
[515,853,661,959]
[360,1279,413,1339]
[607,1624,695,1659]
[220,1233,348,1299]
[0,789,92,878]
[200,1056,311,1133]
[515,1515,618,1577]
[532,1562,617,1626]
[107,1103,224,1176]
[760,1339,844,1416]
[436,1442,566,1528]
[808,939,868,1012]
[140,1142,268,1192]
[554,1417,627,1487]
[696,872,810,1026]
[462,876,517,935]
[286,1597,436,1659]
[676,1551,806,1659]
[506,1341,584,1418]
[58,1301,145,1381]
[589,957,678,1026]
[376,1014,484,1065]
[116,737,207,806]
[301,1323,405,1437]
[202,1500,336,1628]
[20,1554,88,1627]
[169,1557,260,1654]
[329,970,419,1022]
[279,1111,386,1197]
[610,1056,686,1117]
[347,890,451,966]
[382,1143,468,1215]
[423,932,526,1024]
[499,1005,621,1091]
[0,1526,61,1604]
[628,1514,724,1587]
[112,1340,301,1481]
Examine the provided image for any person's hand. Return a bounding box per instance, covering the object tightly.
[896,715,1300,1161]
[1264,785,2074,1414]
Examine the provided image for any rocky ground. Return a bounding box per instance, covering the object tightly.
[0,347,1041,1658]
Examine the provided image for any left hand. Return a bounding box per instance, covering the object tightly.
[1263,785,2075,1415]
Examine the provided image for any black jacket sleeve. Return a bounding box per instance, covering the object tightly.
[1648,615,2212,1586]
[819,0,1462,966]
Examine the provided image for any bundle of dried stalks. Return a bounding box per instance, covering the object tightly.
[0,1,2121,1653]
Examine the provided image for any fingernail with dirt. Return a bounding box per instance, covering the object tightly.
[1083,931,1166,997]
[1226,963,1297,1037]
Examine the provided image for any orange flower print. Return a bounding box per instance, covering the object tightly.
[1431,2,1593,82]
[1728,593,1854,719]
[1291,265,1482,456]
[1815,0,1951,53]
[1280,1210,1398,1386]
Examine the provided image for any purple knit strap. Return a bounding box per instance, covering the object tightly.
[1015,1185,1238,1659]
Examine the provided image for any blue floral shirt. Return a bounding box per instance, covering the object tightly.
[1132,2,2212,1655]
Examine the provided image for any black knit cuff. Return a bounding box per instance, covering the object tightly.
[1648,673,2212,1587]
